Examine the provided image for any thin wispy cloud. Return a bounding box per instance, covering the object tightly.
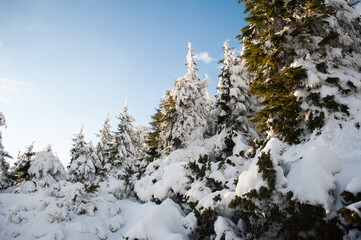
[0,78,34,104]
[195,51,215,63]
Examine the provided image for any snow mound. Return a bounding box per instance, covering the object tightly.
[119,199,192,240]
[345,176,361,195]
[285,146,341,209]
[214,216,241,240]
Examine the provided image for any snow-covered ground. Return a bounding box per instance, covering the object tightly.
[0,184,195,240]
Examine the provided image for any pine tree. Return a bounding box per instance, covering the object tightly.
[28,145,66,184]
[158,91,178,154]
[111,100,144,195]
[216,41,255,131]
[0,113,13,190]
[69,125,87,167]
[162,42,212,150]
[134,125,149,159]
[68,126,100,183]
[145,102,164,162]
[14,142,35,183]
[239,0,361,144]
[113,100,139,167]
[146,91,179,158]
[214,41,258,155]
[95,113,115,172]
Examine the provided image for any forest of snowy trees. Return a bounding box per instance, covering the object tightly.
[1,0,361,239]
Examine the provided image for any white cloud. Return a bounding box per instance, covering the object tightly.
[195,51,215,63]
[0,42,2,47]
[0,78,34,104]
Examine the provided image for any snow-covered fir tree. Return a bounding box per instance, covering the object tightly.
[241,0,361,144]
[113,100,139,167]
[14,142,35,183]
[69,125,87,166]
[133,125,149,159]
[214,41,258,156]
[109,100,145,195]
[145,101,164,162]
[28,145,66,185]
[215,0,361,238]
[161,43,212,152]
[158,91,177,154]
[68,126,100,183]
[216,41,256,133]
[95,113,115,172]
[0,113,13,190]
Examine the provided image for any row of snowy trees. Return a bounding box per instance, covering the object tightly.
[146,42,258,161]
[67,101,149,185]
[0,38,258,190]
[65,41,259,186]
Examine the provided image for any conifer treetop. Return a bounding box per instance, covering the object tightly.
[124,98,128,113]
[183,42,200,84]
[96,113,112,144]
[165,43,212,148]
[222,40,232,70]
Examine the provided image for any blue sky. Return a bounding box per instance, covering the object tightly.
[0,0,247,165]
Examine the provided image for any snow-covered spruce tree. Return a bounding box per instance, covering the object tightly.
[112,100,143,193]
[28,145,66,186]
[145,102,164,162]
[68,126,100,183]
[134,125,149,159]
[146,91,179,158]
[162,43,212,151]
[239,0,361,144]
[69,125,87,167]
[158,91,177,155]
[95,113,115,173]
[0,113,13,190]
[113,100,139,166]
[14,142,35,183]
[215,0,361,238]
[216,41,255,132]
[214,40,258,156]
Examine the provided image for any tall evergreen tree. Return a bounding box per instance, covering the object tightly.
[134,125,149,159]
[68,126,100,183]
[113,100,139,167]
[146,91,178,158]
[0,113,13,190]
[162,43,212,150]
[69,125,87,167]
[14,142,35,183]
[145,102,163,162]
[215,41,257,149]
[111,100,144,195]
[158,91,177,154]
[95,113,115,172]
[239,0,361,143]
